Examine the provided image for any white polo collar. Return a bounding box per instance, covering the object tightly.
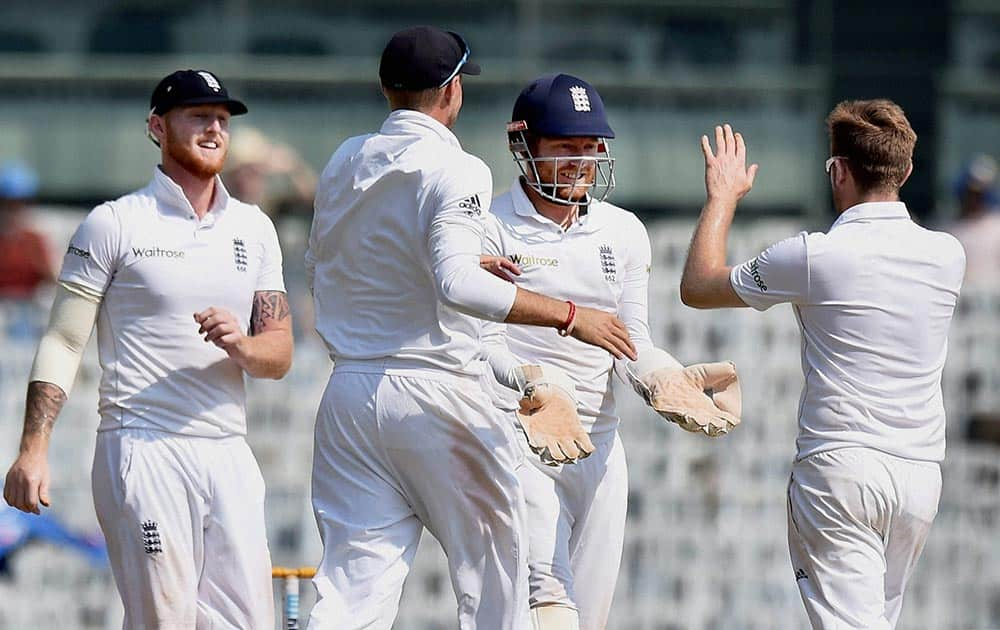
[152,166,231,221]
[509,178,606,234]
[380,109,461,150]
[832,201,910,229]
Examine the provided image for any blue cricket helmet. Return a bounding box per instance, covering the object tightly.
[507,74,617,206]
[511,73,615,139]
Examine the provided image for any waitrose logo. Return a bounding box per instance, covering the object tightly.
[507,252,559,268]
[132,246,185,259]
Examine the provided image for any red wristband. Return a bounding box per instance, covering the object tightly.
[558,301,576,337]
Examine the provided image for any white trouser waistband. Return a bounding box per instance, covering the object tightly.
[332,357,485,386]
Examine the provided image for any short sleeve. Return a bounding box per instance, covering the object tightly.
[255,212,286,292]
[730,232,809,311]
[59,203,121,296]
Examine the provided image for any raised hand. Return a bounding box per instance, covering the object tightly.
[701,123,759,205]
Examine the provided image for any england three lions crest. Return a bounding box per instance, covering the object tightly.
[233,238,248,272]
[599,244,616,282]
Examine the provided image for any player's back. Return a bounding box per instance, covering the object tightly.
[307,109,492,374]
[796,204,966,461]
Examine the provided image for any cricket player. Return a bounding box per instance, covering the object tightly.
[479,74,742,630]
[680,102,966,628]
[305,28,637,630]
[3,69,293,628]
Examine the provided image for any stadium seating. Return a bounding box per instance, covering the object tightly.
[1,219,998,629]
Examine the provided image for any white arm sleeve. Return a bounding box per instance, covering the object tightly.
[28,281,102,396]
[479,214,525,391]
[428,159,517,321]
[482,320,526,392]
[612,215,662,382]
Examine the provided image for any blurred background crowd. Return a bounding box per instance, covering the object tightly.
[0,1,998,629]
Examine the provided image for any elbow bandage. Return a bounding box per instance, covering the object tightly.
[626,347,742,437]
[28,282,101,396]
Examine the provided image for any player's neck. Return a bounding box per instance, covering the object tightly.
[159,161,218,219]
[834,188,900,215]
[422,107,456,129]
[522,180,579,230]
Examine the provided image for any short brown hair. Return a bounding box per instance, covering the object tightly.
[826,99,916,193]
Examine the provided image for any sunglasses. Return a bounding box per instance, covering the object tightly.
[825,156,848,174]
[438,38,471,88]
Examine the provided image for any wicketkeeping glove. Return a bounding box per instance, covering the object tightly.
[514,365,595,466]
[626,348,742,437]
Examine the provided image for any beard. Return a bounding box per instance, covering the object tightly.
[538,165,595,202]
[164,125,227,179]
[539,182,590,202]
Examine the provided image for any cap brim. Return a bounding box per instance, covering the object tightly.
[225,99,249,115]
[161,96,248,116]
[460,61,481,76]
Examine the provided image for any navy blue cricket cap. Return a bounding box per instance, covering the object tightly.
[511,74,615,139]
[379,26,481,90]
[150,69,248,116]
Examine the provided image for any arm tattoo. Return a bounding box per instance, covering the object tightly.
[23,381,67,438]
[250,291,290,335]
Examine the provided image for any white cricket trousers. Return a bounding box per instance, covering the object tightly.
[787,447,941,629]
[308,361,530,630]
[521,432,627,630]
[92,428,274,630]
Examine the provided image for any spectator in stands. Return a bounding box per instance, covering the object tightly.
[224,127,318,339]
[0,162,56,299]
[223,126,317,219]
[944,155,1000,446]
[944,154,1000,288]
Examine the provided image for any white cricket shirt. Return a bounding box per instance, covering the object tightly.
[730,202,966,461]
[60,167,286,438]
[306,109,517,375]
[483,180,655,437]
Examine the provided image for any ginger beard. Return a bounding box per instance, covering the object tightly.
[162,115,228,179]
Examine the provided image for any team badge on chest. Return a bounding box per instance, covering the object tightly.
[599,244,616,282]
[232,238,248,272]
